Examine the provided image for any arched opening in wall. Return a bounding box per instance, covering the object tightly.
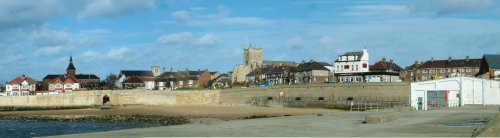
[103,95,110,105]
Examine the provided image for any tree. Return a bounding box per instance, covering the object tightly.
[165,81,171,89]
[105,73,119,89]
[207,79,216,89]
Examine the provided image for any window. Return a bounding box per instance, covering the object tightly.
[344,65,349,69]
[363,63,368,68]
[355,65,358,71]
[466,68,471,72]
[422,70,428,73]
[440,69,445,73]
[179,81,184,85]
[429,69,435,73]
[410,72,414,76]
[351,65,354,71]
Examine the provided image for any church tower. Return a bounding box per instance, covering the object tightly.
[67,55,76,77]
[243,45,263,69]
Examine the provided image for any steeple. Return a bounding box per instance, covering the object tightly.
[67,55,76,77]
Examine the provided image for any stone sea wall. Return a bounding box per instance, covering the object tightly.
[0,90,221,107]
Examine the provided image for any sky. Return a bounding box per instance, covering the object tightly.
[1,0,500,82]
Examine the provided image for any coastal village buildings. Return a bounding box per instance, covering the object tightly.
[116,70,155,90]
[334,48,370,82]
[155,68,212,90]
[404,56,481,82]
[6,75,38,96]
[232,45,297,84]
[264,65,296,85]
[477,54,500,80]
[43,56,98,91]
[366,58,403,82]
[294,60,332,83]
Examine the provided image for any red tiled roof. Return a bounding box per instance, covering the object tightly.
[8,75,39,85]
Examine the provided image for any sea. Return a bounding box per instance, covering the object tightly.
[0,120,159,138]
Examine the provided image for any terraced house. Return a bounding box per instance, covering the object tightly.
[404,56,481,81]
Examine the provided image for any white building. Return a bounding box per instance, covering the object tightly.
[6,75,38,96]
[334,48,369,82]
[48,75,80,93]
[410,77,500,110]
[116,70,155,90]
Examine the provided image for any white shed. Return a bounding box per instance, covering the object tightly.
[410,77,500,110]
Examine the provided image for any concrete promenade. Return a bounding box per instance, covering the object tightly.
[48,106,500,137]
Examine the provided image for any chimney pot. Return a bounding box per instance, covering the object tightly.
[382,58,386,62]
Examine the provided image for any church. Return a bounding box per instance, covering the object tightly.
[42,56,100,91]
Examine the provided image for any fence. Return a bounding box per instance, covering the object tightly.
[247,96,409,111]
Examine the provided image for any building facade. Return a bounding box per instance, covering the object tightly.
[116,70,155,90]
[294,61,331,83]
[334,48,369,82]
[43,56,100,90]
[232,46,263,83]
[406,56,481,82]
[365,58,403,82]
[6,75,38,96]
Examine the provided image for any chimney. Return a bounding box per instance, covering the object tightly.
[414,61,419,65]
[466,56,469,61]
[431,57,434,62]
[382,58,387,62]
[390,59,394,64]
[448,57,452,62]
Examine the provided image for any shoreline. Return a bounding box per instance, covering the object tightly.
[0,105,342,126]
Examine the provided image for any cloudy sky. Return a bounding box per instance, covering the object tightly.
[1,0,500,82]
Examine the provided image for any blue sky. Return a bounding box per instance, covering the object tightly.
[1,0,500,82]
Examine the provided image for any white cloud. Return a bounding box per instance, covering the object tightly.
[79,47,136,62]
[217,5,231,18]
[157,32,193,45]
[107,47,134,60]
[170,5,274,26]
[157,32,218,46]
[78,0,154,19]
[0,1,75,30]
[218,17,275,26]
[343,4,409,16]
[286,36,304,49]
[29,29,70,47]
[319,36,336,47]
[29,28,105,48]
[193,33,218,46]
[408,0,495,16]
[171,10,190,22]
[34,46,66,57]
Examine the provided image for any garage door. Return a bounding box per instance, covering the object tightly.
[427,91,447,110]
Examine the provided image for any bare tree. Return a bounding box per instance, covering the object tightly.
[105,73,119,89]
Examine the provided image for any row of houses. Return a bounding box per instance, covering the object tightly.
[114,67,226,90]
[3,55,229,96]
[4,56,100,96]
[232,46,500,85]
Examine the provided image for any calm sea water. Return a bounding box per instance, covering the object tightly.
[0,120,159,138]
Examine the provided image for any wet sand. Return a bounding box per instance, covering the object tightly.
[0,105,342,120]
